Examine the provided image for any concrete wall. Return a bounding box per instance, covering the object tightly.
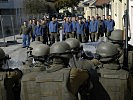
[111,0,127,30]
[84,6,103,19]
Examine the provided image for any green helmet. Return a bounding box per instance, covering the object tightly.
[50,41,71,58]
[0,48,5,60]
[30,41,42,49]
[32,44,50,57]
[65,38,80,49]
[109,29,124,41]
[96,42,119,62]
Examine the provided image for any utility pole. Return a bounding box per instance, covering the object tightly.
[123,0,129,70]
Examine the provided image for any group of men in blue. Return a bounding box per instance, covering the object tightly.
[20,14,115,47]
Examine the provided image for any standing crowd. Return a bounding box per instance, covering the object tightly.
[20,14,115,47]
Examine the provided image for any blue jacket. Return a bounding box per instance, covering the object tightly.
[63,22,73,33]
[76,22,85,34]
[34,25,43,36]
[106,19,115,32]
[72,21,77,32]
[49,21,58,33]
[84,21,89,31]
[89,20,98,33]
[97,20,105,32]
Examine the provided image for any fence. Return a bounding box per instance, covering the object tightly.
[0,14,45,45]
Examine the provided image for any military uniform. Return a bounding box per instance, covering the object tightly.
[95,42,130,100]
[21,44,50,100]
[0,72,6,100]
[21,41,90,100]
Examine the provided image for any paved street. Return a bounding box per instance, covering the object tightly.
[0,35,133,70]
[0,35,27,69]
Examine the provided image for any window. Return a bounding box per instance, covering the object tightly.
[0,0,8,3]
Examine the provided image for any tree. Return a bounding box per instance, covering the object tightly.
[23,0,81,14]
[23,0,49,14]
[55,0,81,10]
[45,0,81,10]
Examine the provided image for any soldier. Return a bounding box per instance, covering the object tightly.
[95,42,129,100]
[21,43,49,74]
[65,38,100,70]
[21,44,50,100]
[34,41,89,100]
[0,48,23,100]
[108,30,132,69]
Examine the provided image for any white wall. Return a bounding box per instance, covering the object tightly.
[129,0,133,45]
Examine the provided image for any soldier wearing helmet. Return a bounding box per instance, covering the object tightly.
[33,41,89,100]
[21,44,50,100]
[108,29,133,70]
[0,48,23,100]
[96,42,120,70]
[65,38,101,70]
[21,43,50,74]
[95,42,129,100]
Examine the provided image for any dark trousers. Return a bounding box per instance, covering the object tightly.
[35,36,43,42]
[85,30,90,42]
[77,34,86,43]
[106,31,112,38]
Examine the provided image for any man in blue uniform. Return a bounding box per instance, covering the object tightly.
[76,18,85,42]
[34,20,43,42]
[63,17,73,38]
[49,16,58,44]
[72,17,77,38]
[106,15,115,38]
[89,16,98,42]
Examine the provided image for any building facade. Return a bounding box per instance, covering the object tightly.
[0,0,24,15]
[83,0,111,19]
